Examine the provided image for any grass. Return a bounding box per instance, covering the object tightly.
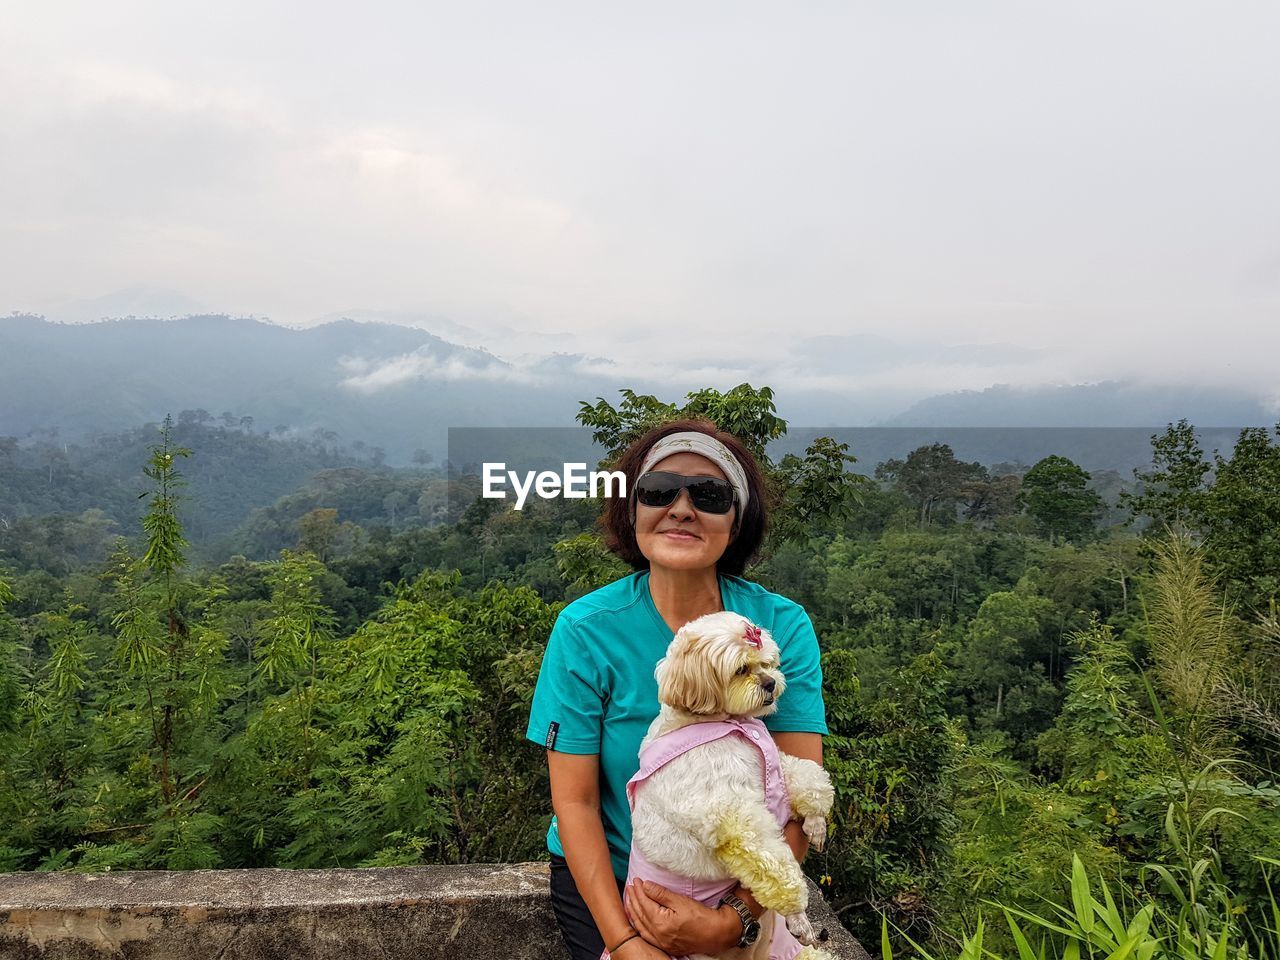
[881,851,1280,960]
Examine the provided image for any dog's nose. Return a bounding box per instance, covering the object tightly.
[761,678,776,693]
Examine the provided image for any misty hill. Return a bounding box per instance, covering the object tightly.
[879,381,1275,428]
[0,314,598,462]
[4,315,1275,465]
[0,418,411,566]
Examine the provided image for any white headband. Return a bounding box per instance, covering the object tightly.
[632,431,750,525]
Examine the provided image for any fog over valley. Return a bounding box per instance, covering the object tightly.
[2,313,1274,467]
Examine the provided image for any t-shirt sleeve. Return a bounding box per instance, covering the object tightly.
[525,611,605,754]
[765,605,829,735]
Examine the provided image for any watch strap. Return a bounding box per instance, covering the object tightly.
[718,893,761,947]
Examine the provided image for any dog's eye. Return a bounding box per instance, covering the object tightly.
[736,664,750,676]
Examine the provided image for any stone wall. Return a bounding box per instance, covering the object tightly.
[0,863,870,959]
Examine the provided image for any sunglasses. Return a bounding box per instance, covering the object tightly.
[633,471,737,515]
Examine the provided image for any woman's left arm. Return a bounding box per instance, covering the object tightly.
[625,732,825,954]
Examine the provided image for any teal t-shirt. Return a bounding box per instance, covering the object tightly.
[525,570,829,880]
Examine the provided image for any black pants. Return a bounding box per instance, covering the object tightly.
[549,853,628,960]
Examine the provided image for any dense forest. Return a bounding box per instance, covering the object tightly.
[2,387,1279,960]
[0,412,446,570]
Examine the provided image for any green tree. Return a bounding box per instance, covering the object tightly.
[681,383,789,464]
[961,474,1022,527]
[297,508,341,562]
[1200,424,1280,608]
[954,587,1058,740]
[0,576,17,736]
[2,600,100,864]
[245,570,557,869]
[875,444,988,527]
[553,533,629,595]
[576,388,681,461]
[772,436,869,545]
[821,531,985,625]
[253,550,337,786]
[578,383,787,464]
[383,490,409,526]
[1035,619,1138,782]
[110,417,232,844]
[141,417,194,805]
[576,384,864,555]
[1019,455,1103,543]
[1121,419,1210,535]
[818,649,959,944]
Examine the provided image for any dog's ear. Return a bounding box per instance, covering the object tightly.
[655,628,724,715]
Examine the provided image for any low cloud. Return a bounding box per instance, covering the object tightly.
[339,349,541,393]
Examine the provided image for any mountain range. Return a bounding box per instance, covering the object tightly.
[2,313,1273,465]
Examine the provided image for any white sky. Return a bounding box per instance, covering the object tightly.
[2,1,1278,398]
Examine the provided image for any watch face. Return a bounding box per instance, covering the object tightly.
[742,919,761,945]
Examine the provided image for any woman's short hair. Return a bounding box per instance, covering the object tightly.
[599,417,770,577]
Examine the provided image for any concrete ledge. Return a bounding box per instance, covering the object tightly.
[0,863,870,959]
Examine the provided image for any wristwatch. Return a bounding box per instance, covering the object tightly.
[718,893,761,947]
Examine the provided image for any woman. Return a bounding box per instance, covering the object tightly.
[526,418,829,960]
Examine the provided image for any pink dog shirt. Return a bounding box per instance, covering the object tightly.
[613,716,805,960]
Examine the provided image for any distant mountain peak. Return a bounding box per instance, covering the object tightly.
[881,380,1273,427]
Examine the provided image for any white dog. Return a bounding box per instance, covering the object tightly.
[625,612,835,960]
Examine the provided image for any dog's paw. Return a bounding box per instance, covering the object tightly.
[786,911,817,945]
[803,815,827,852]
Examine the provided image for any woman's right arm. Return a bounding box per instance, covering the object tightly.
[548,751,669,960]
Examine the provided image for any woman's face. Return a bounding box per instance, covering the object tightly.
[634,451,737,573]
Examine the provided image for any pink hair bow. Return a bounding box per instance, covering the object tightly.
[743,623,763,648]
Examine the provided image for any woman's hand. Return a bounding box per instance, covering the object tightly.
[625,879,740,955]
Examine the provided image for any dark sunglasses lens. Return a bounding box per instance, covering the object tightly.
[635,473,681,507]
[687,478,735,514]
[635,472,736,514]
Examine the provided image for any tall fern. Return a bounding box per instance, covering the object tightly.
[1143,534,1237,761]
[1216,613,1280,754]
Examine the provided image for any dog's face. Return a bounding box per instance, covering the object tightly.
[655,611,786,717]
